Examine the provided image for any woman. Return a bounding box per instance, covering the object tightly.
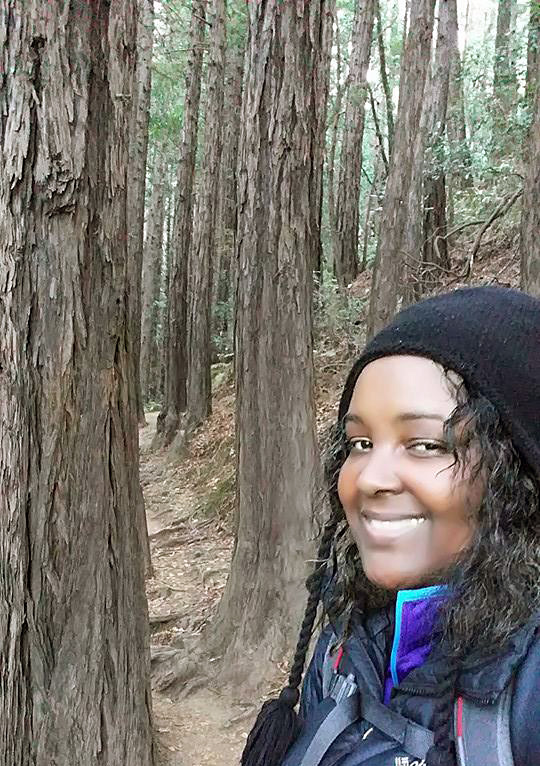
[241,286,540,766]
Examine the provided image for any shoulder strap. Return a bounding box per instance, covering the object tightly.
[298,693,359,766]
[454,682,515,766]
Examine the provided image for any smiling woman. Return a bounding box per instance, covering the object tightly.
[339,356,479,591]
[241,286,540,766]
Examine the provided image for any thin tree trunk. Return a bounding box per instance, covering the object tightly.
[447,0,472,185]
[422,0,452,284]
[211,0,322,683]
[492,0,519,156]
[186,0,227,433]
[334,0,376,289]
[128,0,154,426]
[367,0,436,338]
[312,0,335,279]
[213,31,245,340]
[0,2,153,764]
[141,153,166,404]
[376,0,395,156]
[520,39,540,296]
[155,0,206,448]
[328,7,344,278]
[161,175,174,400]
[526,0,540,106]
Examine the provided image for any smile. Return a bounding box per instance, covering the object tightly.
[361,515,427,540]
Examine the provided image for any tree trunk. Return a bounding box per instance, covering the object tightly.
[334,0,376,289]
[526,0,540,106]
[161,177,174,400]
[520,42,540,296]
[376,0,395,157]
[492,0,519,156]
[127,0,154,425]
[213,28,246,342]
[312,0,335,279]
[211,0,322,685]
[141,154,166,405]
[327,7,344,278]
[367,0,436,338]
[155,0,206,448]
[422,0,452,286]
[186,0,227,432]
[0,2,153,764]
[447,0,472,185]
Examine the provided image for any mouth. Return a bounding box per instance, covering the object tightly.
[360,511,427,540]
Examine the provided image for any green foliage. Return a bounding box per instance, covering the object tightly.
[314,274,368,357]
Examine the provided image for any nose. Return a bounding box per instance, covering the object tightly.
[354,446,402,497]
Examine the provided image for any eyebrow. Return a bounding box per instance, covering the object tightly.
[343,412,446,425]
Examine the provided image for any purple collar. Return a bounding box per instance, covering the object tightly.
[383,585,447,704]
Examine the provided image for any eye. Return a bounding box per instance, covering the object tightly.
[408,440,448,456]
[346,437,373,453]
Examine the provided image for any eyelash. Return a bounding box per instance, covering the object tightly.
[345,438,449,456]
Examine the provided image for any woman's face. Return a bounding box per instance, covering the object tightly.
[338,355,482,591]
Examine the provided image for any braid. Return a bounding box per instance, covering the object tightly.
[287,508,340,690]
[240,504,340,766]
[426,660,459,766]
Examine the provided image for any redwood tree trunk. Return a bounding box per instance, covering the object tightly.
[156,0,206,447]
[140,154,166,404]
[367,0,436,338]
[211,0,322,684]
[446,0,472,185]
[422,0,452,286]
[521,42,540,297]
[127,0,154,425]
[492,0,519,156]
[334,0,376,289]
[0,2,153,764]
[186,0,227,431]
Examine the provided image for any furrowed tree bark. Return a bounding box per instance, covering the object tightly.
[334,0,376,289]
[186,0,227,432]
[520,39,540,297]
[422,0,452,285]
[446,0,472,185]
[155,0,206,448]
[128,0,154,425]
[526,0,540,105]
[211,0,322,685]
[327,6,344,278]
[367,0,436,338]
[213,25,245,342]
[0,2,153,764]
[141,153,166,404]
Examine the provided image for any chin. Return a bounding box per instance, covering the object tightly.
[364,564,424,592]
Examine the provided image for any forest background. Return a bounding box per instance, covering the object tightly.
[0,0,539,765]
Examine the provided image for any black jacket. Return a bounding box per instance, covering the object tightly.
[282,608,540,766]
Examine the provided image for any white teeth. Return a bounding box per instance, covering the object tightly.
[365,517,426,533]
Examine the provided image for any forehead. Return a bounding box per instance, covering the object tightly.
[348,355,458,417]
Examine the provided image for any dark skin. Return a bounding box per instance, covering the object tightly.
[338,356,483,591]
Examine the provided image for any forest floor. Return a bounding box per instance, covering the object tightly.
[141,234,520,766]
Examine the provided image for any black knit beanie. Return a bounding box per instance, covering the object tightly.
[339,286,540,478]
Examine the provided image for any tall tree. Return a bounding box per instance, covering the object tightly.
[156,0,206,447]
[140,153,166,404]
[422,0,452,284]
[446,0,472,184]
[186,0,227,431]
[0,2,153,764]
[127,0,154,424]
[211,0,322,677]
[212,15,246,342]
[526,0,540,105]
[521,36,540,296]
[367,0,436,338]
[334,0,376,289]
[492,0,519,156]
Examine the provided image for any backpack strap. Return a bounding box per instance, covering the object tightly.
[454,682,515,766]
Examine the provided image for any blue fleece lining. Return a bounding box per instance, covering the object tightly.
[390,585,447,686]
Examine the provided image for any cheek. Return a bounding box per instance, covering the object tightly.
[337,460,357,509]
